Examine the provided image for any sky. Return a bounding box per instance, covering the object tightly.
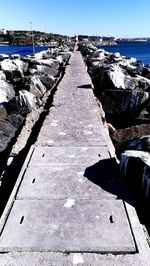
[1,0,150,38]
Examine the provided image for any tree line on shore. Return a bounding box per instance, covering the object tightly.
[0,30,68,46]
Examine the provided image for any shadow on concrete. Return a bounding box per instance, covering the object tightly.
[84,157,134,206]
[77,84,92,89]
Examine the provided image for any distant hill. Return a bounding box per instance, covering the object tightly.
[0,30,68,46]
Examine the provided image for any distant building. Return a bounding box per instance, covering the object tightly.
[0,29,7,35]
[102,36,116,42]
[89,36,102,42]
[78,35,89,42]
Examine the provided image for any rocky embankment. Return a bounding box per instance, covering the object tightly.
[79,42,150,231]
[0,44,73,159]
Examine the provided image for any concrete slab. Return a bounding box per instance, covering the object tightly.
[28,146,110,166]
[0,199,136,253]
[17,164,119,200]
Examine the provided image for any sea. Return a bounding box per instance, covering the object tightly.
[0,45,48,57]
[99,42,150,65]
[1,43,150,65]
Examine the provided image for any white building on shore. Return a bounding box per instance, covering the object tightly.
[0,29,7,35]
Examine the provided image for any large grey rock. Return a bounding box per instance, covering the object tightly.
[39,75,55,90]
[28,76,47,98]
[1,59,28,74]
[120,150,150,204]
[6,114,24,129]
[0,104,7,119]
[0,80,15,103]
[111,125,150,143]
[0,54,9,60]
[35,65,58,77]
[38,59,60,69]
[6,90,42,115]
[0,71,6,81]
[57,52,71,61]
[4,70,23,84]
[115,135,150,157]
[0,119,17,152]
[99,89,148,117]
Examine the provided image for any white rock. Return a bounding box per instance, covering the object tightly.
[0,54,9,60]
[1,59,28,73]
[0,80,15,103]
[64,199,75,208]
[38,59,60,69]
[73,254,84,265]
[10,54,21,59]
[108,65,125,89]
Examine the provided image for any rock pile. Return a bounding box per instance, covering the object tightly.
[80,42,150,218]
[86,47,150,127]
[0,45,72,153]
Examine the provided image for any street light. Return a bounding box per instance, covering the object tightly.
[30,21,35,56]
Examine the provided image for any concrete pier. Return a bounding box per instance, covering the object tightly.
[0,51,149,265]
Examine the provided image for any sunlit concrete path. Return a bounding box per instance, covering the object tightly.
[0,51,149,265]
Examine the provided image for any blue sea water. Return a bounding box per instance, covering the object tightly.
[0,45,48,56]
[100,42,150,65]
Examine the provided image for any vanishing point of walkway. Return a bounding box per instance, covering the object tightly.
[0,51,149,265]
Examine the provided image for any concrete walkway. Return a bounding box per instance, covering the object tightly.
[0,51,149,265]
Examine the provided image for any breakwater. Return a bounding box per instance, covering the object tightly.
[79,42,150,234]
[0,43,73,193]
[0,49,149,265]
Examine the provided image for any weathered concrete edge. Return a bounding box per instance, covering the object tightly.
[80,52,116,158]
[124,202,150,257]
[0,145,35,236]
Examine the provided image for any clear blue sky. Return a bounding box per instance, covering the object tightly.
[1,0,150,37]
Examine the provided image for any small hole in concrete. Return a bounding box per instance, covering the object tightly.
[20,216,24,224]
[32,178,35,183]
[42,153,45,158]
[110,215,114,223]
[98,154,101,157]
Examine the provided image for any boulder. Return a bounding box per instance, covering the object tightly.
[110,52,124,62]
[0,80,15,103]
[142,67,150,79]
[39,75,55,90]
[56,55,63,64]
[120,150,150,204]
[5,90,43,115]
[35,50,50,60]
[10,54,21,59]
[13,59,28,73]
[0,71,6,81]
[1,59,28,74]
[99,90,149,121]
[34,65,58,77]
[38,59,60,69]
[0,54,9,60]
[0,104,8,119]
[115,135,150,157]
[111,124,150,143]
[6,114,24,128]
[28,76,47,98]
[0,119,17,152]
[4,69,23,84]
[57,51,71,61]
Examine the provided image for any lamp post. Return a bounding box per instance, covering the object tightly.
[30,21,35,57]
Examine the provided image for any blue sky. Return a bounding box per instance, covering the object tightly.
[1,0,150,37]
